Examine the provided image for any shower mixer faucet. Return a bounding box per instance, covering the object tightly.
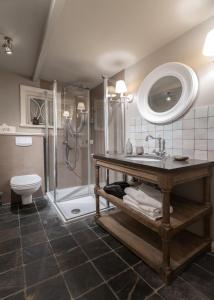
[145,134,166,158]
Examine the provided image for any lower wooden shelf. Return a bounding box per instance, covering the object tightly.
[96,210,210,280]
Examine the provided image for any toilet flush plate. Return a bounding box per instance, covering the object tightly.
[15,136,32,146]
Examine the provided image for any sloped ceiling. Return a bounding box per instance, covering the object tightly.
[0,0,214,88]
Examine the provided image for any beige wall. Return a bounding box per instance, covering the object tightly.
[0,135,45,204]
[125,16,214,107]
[124,16,214,241]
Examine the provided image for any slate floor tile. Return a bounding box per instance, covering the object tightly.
[116,246,141,266]
[23,242,52,264]
[180,263,214,299]
[66,220,89,233]
[159,277,208,300]
[57,247,88,272]
[20,214,40,227]
[102,235,122,249]
[26,275,70,300]
[0,267,24,298]
[78,283,117,300]
[82,238,111,259]
[93,252,128,280]
[4,291,25,300]
[108,269,153,300]
[0,227,20,243]
[25,255,59,286]
[0,249,22,273]
[73,228,98,245]
[20,222,43,236]
[19,207,38,218]
[91,225,109,237]
[45,225,69,240]
[50,235,77,256]
[147,293,162,300]
[0,237,21,255]
[195,252,214,275]
[134,261,164,289]
[22,230,48,248]
[64,262,103,298]
[42,215,63,229]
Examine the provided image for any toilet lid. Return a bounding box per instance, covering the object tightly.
[11,174,41,187]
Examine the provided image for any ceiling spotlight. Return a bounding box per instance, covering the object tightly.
[2,36,13,55]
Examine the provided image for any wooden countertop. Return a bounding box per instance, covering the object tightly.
[93,153,213,172]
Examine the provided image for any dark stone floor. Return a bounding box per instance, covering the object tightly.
[0,197,213,300]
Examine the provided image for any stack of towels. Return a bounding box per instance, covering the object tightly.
[123,183,173,220]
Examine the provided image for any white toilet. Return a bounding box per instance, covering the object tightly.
[10,174,42,205]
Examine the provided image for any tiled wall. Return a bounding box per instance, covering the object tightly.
[127,105,214,161]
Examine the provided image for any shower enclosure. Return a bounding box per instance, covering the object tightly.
[46,77,125,221]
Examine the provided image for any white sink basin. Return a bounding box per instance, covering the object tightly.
[125,156,161,162]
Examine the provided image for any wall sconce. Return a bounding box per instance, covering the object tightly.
[2,36,13,55]
[77,102,86,112]
[203,29,214,59]
[108,80,134,103]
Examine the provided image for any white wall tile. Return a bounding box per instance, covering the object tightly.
[183,129,194,139]
[208,128,214,139]
[183,109,194,119]
[148,123,155,131]
[208,140,214,150]
[173,130,182,139]
[165,139,173,148]
[195,139,208,151]
[194,150,207,160]
[195,106,208,118]
[183,119,194,129]
[141,125,148,132]
[208,105,214,117]
[164,130,173,140]
[195,118,208,129]
[173,120,182,130]
[208,117,214,128]
[164,124,172,131]
[136,125,142,133]
[156,131,164,138]
[195,129,208,140]
[135,117,142,125]
[165,148,173,155]
[183,140,194,149]
[129,118,136,126]
[172,149,182,155]
[182,149,194,158]
[173,139,183,149]
[155,124,164,131]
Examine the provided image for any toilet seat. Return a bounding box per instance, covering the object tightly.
[10,175,41,189]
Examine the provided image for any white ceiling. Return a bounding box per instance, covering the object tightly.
[0,0,214,88]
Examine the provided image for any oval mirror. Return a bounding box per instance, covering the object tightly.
[137,62,198,124]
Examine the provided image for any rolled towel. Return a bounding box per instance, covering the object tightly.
[124,187,162,208]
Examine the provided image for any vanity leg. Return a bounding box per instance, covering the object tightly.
[95,164,100,218]
[161,189,172,282]
[203,175,212,244]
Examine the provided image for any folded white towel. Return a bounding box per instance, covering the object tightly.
[123,197,162,220]
[123,195,161,214]
[124,187,162,208]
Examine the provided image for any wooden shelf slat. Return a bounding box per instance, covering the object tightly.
[97,189,211,235]
[97,211,210,275]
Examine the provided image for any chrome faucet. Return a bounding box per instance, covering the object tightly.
[145,134,166,158]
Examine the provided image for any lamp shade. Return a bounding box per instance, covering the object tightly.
[77,102,85,111]
[115,80,127,94]
[203,29,214,57]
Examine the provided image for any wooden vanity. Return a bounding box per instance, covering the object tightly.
[93,154,213,283]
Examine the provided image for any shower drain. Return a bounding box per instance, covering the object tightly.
[71,208,81,214]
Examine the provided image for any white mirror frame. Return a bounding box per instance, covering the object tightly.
[137,62,198,124]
